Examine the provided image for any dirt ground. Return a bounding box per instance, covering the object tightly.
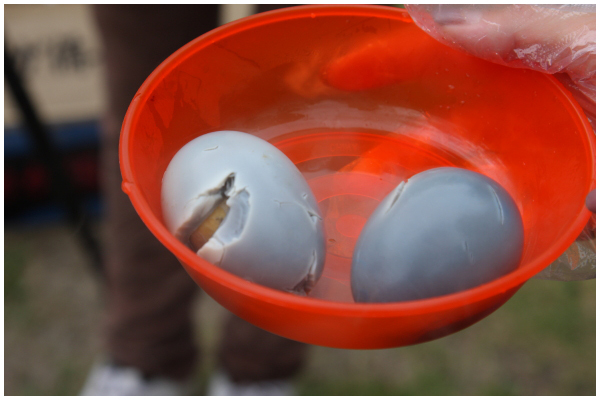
[4,223,596,395]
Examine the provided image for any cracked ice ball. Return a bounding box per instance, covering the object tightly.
[351,167,524,303]
[161,131,326,294]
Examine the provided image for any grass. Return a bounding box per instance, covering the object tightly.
[5,241,28,304]
[4,225,596,395]
[298,379,409,396]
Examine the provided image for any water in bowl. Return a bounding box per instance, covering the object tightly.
[272,129,489,302]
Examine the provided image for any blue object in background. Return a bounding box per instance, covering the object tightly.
[5,120,103,226]
[5,120,100,158]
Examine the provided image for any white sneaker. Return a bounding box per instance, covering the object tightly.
[79,360,191,396]
[206,371,296,396]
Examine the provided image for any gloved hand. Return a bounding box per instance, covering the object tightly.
[406,4,596,128]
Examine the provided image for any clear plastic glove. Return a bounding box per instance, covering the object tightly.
[405,4,596,128]
[405,4,596,281]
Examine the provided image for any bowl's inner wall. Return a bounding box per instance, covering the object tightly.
[128,10,592,273]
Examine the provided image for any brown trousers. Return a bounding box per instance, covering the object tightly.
[94,5,307,382]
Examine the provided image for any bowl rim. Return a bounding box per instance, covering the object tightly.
[120,4,596,317]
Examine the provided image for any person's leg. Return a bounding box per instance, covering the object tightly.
[217,314,308,382]
[90,4,310,394]
[92,4,220,381]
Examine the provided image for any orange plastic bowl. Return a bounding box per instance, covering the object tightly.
[120,5,595,349]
